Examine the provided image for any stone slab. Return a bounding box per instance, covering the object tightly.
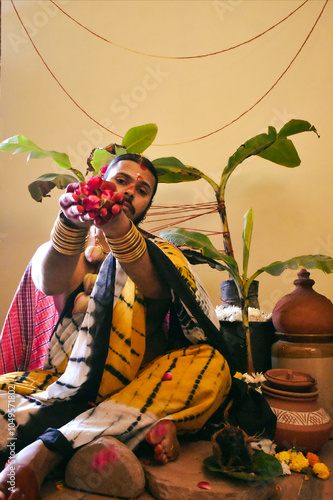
[142,440,281,500]
[41,438,333,499]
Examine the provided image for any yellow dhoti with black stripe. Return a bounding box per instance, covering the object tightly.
[0,237,231,464]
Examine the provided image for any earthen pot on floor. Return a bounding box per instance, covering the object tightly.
[262,368,333,453]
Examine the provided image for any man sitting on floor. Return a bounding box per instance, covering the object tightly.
[0,153,232,499]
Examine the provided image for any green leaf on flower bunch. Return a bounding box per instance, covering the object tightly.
[28,173,79,202]
[153,157,203,183]
[122,123,158,153]
[260,254,333,277]
[160,228,239,272]
[204,451,282,481]
[88,148,116,175]
[114,145,127,156]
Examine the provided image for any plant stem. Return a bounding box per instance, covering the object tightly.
[241,295,255,374]
[216,193,234,257]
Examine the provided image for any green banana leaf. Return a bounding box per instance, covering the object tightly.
[257,137,300,167]
[122,123,158,154]
[0,134,78,173]
[178,249,233,273]
[223,126,277,179]
[277,119,319,138]
[242,208,254,281]
[257,254,333,277]
[159,228,239,272]
[220,119,318,187]
[28,173,79,202]
[153,157,204,183]
[160,228,333,299]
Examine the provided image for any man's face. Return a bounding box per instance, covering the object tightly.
[106,160,156,223]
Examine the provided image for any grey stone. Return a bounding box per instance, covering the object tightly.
[65,436,145,498]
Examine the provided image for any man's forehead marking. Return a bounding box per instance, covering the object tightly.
[113,168,153,189]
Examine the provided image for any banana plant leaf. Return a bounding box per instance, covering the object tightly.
[220,119,319,187]
[277,119,319,138]
[257,137,300,167]
[160,228,333,300]
[0,134,79,174]
[242,208,253,281]
[179,249,232,272]
[28,173,79,202]
[256,254,333,277]
[159,228,239,272]
[122,123,158,154]
[153,157,205,183]
[223,126,277,179]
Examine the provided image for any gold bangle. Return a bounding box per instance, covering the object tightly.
[106,220,147,263]
[50,212,88,255]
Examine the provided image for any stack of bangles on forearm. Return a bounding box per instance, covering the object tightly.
[51,212,88,255]
[50,212,147,262]
[106,220,147,262]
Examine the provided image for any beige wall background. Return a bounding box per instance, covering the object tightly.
[0,0,332,329]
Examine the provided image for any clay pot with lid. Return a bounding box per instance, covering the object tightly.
[272,268,333,342]
[262,368,333,452]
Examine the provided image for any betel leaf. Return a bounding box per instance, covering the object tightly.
[122,123,158,153]
[153,157,203,183]
[28,173,78,202]
[277,119,319,138]
[257,137,300,167]
[204,451,282,481]
[160,227,238,272]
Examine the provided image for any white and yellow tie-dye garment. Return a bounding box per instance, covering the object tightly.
[0,237,231,464]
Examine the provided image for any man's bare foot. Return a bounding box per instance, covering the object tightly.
[146,420,180,464]
[0,440,62,500]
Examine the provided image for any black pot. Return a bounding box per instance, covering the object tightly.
[220,320,276,373]
[220,280,260,309]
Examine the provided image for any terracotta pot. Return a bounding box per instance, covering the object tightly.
[271,340,333,434]
[262,368,333,453]
[272,269,333,339]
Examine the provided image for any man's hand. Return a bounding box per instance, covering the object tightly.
[59,183,94,228]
